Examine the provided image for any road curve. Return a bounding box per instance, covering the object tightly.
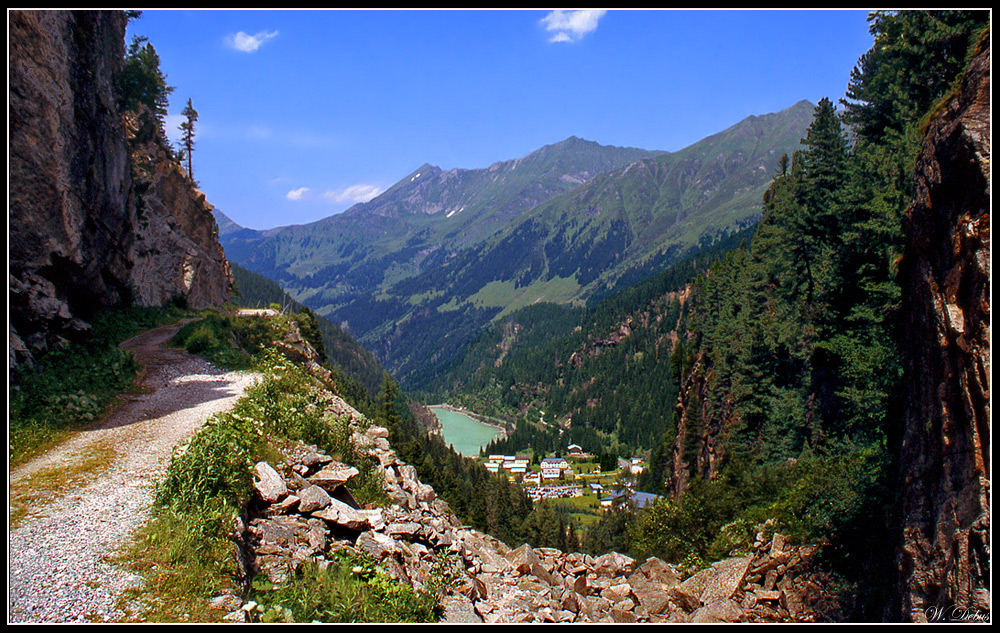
[8,323,259,623]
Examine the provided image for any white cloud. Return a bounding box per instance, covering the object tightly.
[226,30,279,53]
[540,10,607,43]
[286,187,309,201]
[324,184,383,205]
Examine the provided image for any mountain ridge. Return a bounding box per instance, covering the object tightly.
[217,100,815,384]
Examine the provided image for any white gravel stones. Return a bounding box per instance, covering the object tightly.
[8,326,258,623]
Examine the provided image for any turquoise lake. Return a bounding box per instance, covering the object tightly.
[429,406,502,457]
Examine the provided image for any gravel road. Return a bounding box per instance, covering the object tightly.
[8,323,259,623]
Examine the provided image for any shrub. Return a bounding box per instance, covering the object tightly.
[625,445,890,566]
[249,552,443,623]
[156,410,262,519]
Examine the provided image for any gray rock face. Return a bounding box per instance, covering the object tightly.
[9,9,233,370]
[9,10,133,353]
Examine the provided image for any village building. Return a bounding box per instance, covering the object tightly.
[630,456,646,475]
[541,456,569,471]
[541,466,561,480]
[601,489,661,511]
[618,456,646,476]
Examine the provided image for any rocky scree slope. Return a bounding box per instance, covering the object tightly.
[221,327,848,623]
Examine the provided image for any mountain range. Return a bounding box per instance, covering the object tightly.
[216,99,817,385]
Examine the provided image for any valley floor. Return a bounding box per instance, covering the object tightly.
[8,324,259,623]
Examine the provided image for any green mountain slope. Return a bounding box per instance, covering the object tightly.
[230,262,387,399]
[418,225,756,455]
[219,101,814,385]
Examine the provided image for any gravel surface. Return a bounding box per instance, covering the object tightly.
[8,324,259,623]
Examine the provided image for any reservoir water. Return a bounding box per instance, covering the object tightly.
[429,406,502,457]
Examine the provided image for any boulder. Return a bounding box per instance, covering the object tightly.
[690,598,744,623]
[253,461,288,503]
[307,462,360,492]
[297,485,333,513]
[312,498,372,531]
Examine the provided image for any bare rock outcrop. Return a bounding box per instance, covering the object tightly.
[9,10,133,353]
[9,9,232,370]
[125,107,233,310]
[895,33,990,622]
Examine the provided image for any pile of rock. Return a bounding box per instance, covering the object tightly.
[736,530,847,622]
[216,392,844,623]
[214,337,844,623]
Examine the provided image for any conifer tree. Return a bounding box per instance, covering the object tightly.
[179,98,199,180]
[119,35,173,125]
[842,10,990,144]
[798,97,848,243]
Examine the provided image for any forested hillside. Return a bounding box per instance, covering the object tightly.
[661,8,987,500]
[420,226,755,459]
[429,10,989,620]
[220,102,814,386]
[625,11,989,620]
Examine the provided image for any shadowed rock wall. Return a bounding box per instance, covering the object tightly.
[895,34,990,623]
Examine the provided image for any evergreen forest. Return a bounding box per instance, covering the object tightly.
[418,10,990,615]
[176,9,994,619]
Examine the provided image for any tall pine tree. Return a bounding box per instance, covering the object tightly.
[119,35,173,126]
[179,98,199,180]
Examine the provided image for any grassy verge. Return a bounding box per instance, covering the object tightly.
[115,506,244,622]
[117,319,451,622]
[9,442,118,529]
[9,305,188,468]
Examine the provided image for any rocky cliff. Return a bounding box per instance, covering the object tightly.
[895,33,990,622]
[9,9,232,369]
[125,106,233,310]
[9,11,133,353]
[667,348,732,497]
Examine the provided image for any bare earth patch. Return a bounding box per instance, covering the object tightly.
[8,323,259,623]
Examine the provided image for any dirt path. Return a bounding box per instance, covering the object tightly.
[8,322,260,623]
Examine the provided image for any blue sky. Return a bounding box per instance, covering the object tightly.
[128,9,876,230]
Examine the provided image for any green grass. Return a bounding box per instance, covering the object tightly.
[247,550,460,623]
[115,506,243,622]
[467,276,583,317]
[9,305,187,468]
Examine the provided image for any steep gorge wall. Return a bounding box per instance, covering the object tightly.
[126,107,233,310]
[9,9,232,367]
[895,35,990,622]
[9,10,134,349]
